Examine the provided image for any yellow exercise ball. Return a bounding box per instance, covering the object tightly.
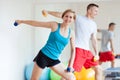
[74,67,95,80]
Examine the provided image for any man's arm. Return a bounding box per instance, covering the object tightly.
[91,34,98,55]
[97,29,102,41]
[91,33,99,60]
[110,39,114,53]
[42,10,62,18]
[109,32,114,53]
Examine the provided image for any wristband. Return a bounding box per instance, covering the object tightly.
[66,67,71,72]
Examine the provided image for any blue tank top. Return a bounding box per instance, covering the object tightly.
[41,23,71,60]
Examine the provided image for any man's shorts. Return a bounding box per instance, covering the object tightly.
[99,51,115,62]
[33,50,60,69]
[73,48,98,72]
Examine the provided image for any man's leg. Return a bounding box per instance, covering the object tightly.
[111,60,115,68]
[84,51,103,80]
[92,65,103,80]
[99,61,102,65]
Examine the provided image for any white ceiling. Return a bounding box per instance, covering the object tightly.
[34,0,119,4]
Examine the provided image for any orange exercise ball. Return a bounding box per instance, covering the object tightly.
[74,67,95,80]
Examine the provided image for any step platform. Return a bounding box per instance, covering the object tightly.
[104,67,120,80]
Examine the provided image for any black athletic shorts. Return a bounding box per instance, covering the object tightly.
[33,50,60,69]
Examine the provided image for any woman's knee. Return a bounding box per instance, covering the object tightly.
[67,73,76,80]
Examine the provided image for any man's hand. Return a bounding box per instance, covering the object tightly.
[94,55,99,62]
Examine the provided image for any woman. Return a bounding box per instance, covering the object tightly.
[15,9,76,80]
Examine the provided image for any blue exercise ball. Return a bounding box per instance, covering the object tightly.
[25,62,50,80]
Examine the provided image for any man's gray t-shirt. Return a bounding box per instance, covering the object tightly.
[100,29,114,52]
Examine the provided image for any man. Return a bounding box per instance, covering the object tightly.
[98,22,116,68]
[43,3,103,80]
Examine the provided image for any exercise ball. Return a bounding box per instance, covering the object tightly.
[25,63,34,80]
[74,67,95,80]
[50,62,68,80]
[25,62,50,80]
[50,70,61,80]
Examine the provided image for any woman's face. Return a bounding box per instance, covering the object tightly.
[62,12,75,24]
